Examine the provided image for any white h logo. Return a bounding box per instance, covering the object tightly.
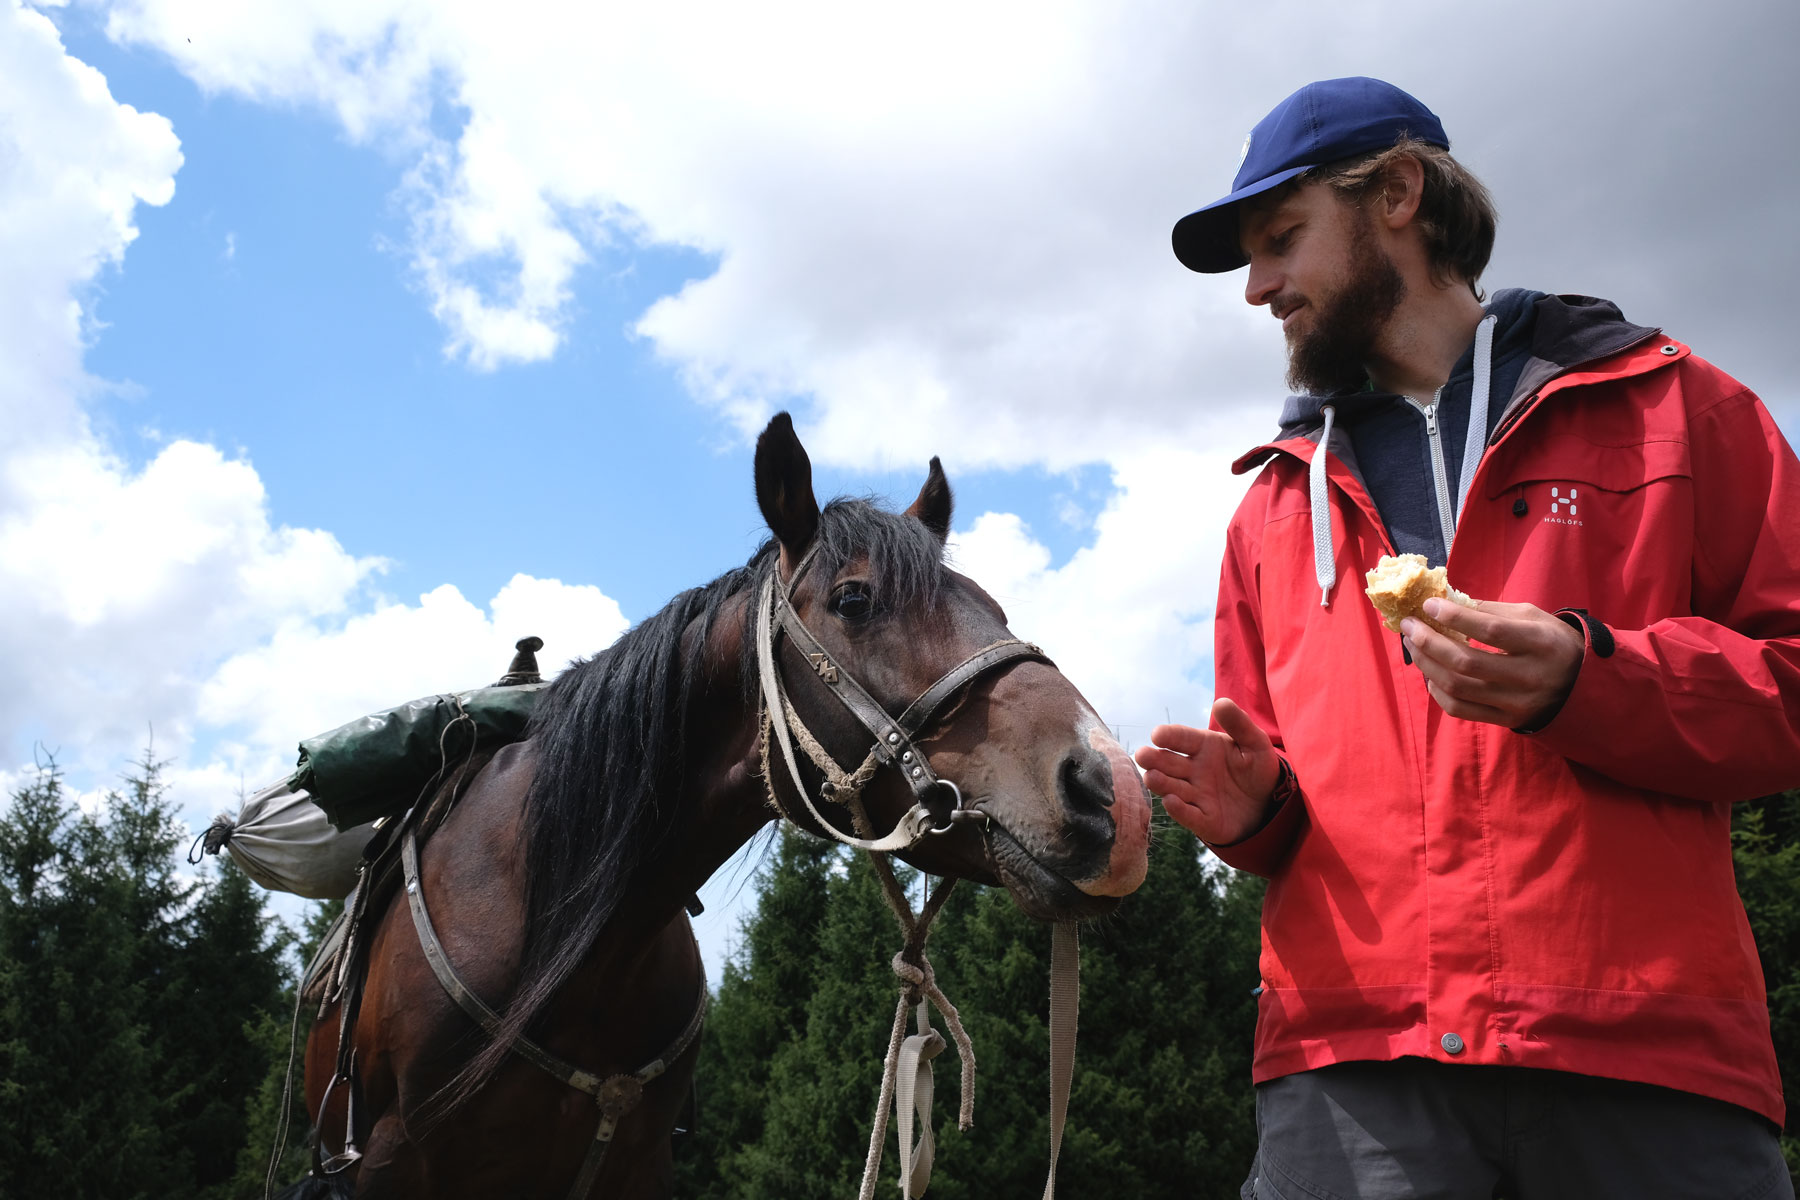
[1550,486,1578,516]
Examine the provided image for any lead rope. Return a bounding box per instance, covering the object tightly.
[1042,922,1078,1200]
[851,842,1080,1200]
[856,852,971,1200]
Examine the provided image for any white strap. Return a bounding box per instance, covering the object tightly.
[1454,313,1498,529]
[894,1002,945,1199]
[1310,404,1338,607]
[1041,923,1079,1200]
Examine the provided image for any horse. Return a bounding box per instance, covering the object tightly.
[296,412,1153,1199]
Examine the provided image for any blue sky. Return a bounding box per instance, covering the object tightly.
[5,0,1796,981]
[67,23,1113,626]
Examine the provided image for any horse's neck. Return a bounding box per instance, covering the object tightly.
[620,595,777,932]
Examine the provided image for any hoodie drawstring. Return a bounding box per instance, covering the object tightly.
[1311,403,1337,607]
[1455,314,1498,527]
[1307,312,1499,606]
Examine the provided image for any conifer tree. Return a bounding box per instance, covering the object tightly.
[1733,789,1800,1182]
[921,815,1263,1199]
[226,894,344,1198]
[680,808,1269,1198]
[675,827,876,1199]
[0,758,164,1198]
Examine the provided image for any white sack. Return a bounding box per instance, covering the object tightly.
[218,779,378,900]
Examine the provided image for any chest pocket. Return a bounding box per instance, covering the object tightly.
[1480,431,1694,622]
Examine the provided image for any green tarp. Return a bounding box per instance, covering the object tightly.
[292,683,547,831]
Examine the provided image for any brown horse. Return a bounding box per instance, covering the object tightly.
[297,413,1152,1199]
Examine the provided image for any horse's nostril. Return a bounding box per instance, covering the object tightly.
[1057,749,1115,815]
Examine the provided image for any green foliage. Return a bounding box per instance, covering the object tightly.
[0,749,296,1200]
[1732,789,1800,1183]
[219,893,341,1200]
[680,810,1266,1198]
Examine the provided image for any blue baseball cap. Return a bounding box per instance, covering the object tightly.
[1171,77,1449,273]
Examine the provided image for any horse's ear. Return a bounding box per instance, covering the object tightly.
[905,456,953,541]
[754,412,820,555]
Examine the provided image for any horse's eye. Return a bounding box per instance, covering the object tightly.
[829,582,875,622]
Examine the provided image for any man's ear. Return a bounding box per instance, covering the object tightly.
[754,412,820,560]
[904,456,953,541]
[1379,154,1425,229]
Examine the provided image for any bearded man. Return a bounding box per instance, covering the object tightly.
[1138,77,1800,1198]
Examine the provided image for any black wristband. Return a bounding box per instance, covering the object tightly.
[1554,608,1615,658]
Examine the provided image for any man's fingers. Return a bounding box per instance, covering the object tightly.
[1134,745,1202,785]
[1421,597,1538,654]
[1145,722,1215,757]
[1403,613,1525,681]
[1210,697,1274,756]
[1423,679,1513,725]
[1140,766,1199,806]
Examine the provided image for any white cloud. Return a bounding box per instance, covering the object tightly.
[198,572,628,778]
[86,0,1799,469]
[0,1,180,453]
[0,432,383,773]
[948,405,1269,748]
[0,8,632,842]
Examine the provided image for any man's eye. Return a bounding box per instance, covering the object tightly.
[829,582,875,622]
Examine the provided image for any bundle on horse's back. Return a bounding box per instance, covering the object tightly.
[295,682,546,831]
[194,637,549,899]
[191,780,377,900]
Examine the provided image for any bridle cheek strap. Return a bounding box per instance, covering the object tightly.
[756,571,1050,852]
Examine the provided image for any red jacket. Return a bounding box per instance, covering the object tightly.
[1211,310,1800,1125]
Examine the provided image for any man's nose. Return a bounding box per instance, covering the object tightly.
[1245,257,1280,308]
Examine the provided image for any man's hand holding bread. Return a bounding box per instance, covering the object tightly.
[1366,554,1585,730]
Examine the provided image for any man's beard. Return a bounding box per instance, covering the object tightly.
[1284,214,1405,396]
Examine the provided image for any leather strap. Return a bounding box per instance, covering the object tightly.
[757,570,1052,850]
[401,829,708,1199]
[758,575,934,852]
[897,639,1051,739]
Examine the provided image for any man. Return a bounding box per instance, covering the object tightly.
[1137,76,1800,1198]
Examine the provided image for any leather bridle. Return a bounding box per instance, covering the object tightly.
[755,542,1052,853]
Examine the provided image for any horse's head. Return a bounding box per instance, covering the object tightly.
[753,414,1150,921]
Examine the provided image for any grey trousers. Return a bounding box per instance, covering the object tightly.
[1243,1058,1793,1200]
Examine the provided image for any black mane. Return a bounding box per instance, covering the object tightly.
[447,497,948,1101]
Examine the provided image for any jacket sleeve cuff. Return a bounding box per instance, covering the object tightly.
[1204,755,1307,877]
[1513,609,1613,735]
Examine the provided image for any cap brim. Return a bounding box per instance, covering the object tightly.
[1171,163,1315,273]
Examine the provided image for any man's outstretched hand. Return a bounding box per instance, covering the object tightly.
[1401,597,1584,729]
[1134,698,1282,845]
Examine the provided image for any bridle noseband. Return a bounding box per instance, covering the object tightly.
[755,543,1052,853]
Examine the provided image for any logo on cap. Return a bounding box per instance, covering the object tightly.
[1238,132,1253,166]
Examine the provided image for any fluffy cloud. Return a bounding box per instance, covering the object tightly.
[198,572,628,781]
[0,436,378,760]
[0,2,179,451]
[948,406,1269,747]
[0,8,633,842]
[89,0,1799,470]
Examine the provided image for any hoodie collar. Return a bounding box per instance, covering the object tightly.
[1242,290,1660,468]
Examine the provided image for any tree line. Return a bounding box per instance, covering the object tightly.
[2,748,1795,1197]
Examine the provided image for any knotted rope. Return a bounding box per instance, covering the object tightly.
[856,853,976,1200]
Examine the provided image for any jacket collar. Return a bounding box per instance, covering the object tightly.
[1232,292,1663,475]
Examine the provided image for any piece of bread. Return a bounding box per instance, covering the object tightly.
[1364,553,1476,643]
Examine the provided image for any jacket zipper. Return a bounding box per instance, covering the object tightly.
[1406,389,1458,554]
